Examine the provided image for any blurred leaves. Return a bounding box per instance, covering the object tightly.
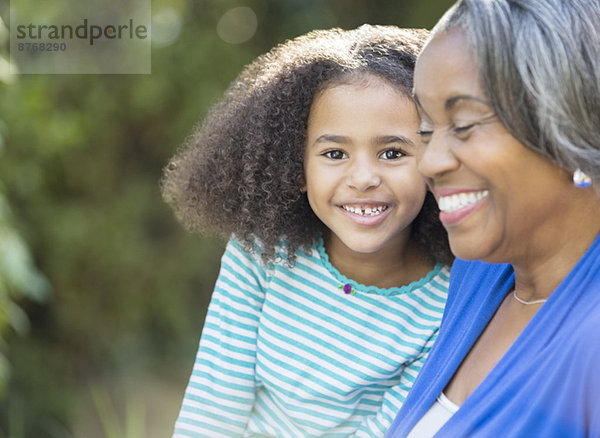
[0,187,49,395]
[90,384,145,438]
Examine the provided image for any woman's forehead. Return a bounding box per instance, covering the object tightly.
[414,29,484,110]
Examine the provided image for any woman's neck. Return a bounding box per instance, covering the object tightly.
[511,190,600,302]
[323,230,436,289]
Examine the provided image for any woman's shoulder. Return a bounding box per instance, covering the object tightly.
[446,259,513,306]
[567,294,600,356]
[450,258,512,280]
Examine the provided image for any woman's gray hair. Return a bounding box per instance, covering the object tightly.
[431,0,600,185]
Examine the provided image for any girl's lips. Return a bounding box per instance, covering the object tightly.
[339,203,391,226]
[341,203,388,216]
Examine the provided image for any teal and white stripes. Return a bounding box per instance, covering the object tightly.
[174,237,449,437]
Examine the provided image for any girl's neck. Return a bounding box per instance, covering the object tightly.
[323,230,436,289]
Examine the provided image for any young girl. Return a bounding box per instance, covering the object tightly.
[162,25,452,438]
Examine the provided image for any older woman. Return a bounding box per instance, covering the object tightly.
[386,0,600,437]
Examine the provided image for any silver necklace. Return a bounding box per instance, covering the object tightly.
[512,290,548,305]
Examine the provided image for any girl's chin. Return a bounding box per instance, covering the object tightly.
[335,236,387,255]
[341,243,382,255]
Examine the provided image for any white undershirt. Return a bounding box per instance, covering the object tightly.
[407,392,460,438]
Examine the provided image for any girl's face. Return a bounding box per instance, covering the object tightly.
[413,29,574,263]
[303,76,427,255]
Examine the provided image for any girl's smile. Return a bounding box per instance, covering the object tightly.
[339,201,391,225]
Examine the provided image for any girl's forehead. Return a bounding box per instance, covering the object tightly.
[318,73,407,100]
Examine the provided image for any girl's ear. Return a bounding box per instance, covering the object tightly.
[299,175,307,193]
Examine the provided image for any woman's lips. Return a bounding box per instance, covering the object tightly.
[436,190,489,226]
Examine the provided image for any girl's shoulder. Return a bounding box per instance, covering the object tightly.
[226,234,300,267]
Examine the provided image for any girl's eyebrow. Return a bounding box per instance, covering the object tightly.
[376,135,414,146]
[314,134,348,144]
[312,134,414,146]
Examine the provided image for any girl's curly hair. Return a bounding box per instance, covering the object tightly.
[161,25,453,265]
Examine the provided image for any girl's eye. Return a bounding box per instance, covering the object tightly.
[380,149,404,160]
[323,150,347,160]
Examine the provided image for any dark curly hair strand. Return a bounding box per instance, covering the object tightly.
[161,25,452,266]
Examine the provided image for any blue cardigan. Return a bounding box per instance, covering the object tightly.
[387,233,600,437]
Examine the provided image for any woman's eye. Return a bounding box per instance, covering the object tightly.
[323,150,347,160]
[452,124,475,137]
[380,149,404,160]
[416,130,433,144]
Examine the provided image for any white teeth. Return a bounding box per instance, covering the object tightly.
[342,205,387,216]
[438,190,489,213]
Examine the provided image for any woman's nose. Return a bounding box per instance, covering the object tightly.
[417,132,459,179]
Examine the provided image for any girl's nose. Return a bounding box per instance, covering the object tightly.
[347,159,382,191]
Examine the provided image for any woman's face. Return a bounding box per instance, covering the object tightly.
[413,29,572,263]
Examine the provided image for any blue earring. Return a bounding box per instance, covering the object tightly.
[573,169,592,188]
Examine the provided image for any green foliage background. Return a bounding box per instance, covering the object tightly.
[0,0,453,436]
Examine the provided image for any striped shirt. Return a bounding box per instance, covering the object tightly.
[173,237,449,437]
